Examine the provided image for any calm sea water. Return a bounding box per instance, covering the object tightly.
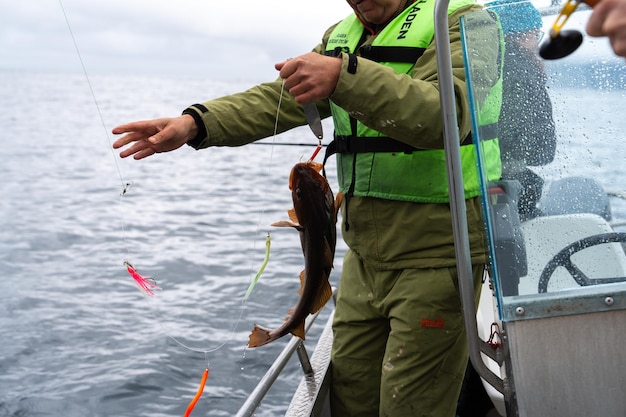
[0,70,345,417]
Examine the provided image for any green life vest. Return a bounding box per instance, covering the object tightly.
[325,0,502,203]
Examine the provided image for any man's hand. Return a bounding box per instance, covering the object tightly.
[275,52,342,104]
[112,114,198,160]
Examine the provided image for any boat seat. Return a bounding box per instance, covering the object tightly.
[540,176,611,221]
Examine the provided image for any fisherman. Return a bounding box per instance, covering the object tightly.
[488,0,556,221]
[587,0,626,57]
[112,0,502,416]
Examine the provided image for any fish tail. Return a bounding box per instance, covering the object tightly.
[248,325,276,348]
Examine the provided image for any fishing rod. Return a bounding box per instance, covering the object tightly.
[252,141,327,147]
[540,0,600,59]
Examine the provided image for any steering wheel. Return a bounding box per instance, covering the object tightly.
[538,233,626,293]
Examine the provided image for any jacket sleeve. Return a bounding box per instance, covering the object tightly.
[184,5,481,151]
[330,4,483,150]
[182,24,339,149]
[183,80,304,149]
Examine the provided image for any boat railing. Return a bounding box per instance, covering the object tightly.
[433,0,506,395]
[234,290,337,417]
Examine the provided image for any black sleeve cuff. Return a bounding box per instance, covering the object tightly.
[182,104,208,148]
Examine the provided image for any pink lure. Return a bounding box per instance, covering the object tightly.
[124,261,162,296]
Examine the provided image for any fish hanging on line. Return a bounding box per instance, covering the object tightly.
[124,261,162,296]
[248,161,343,348]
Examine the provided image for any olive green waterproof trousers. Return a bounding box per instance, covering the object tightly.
[330,250,484,417]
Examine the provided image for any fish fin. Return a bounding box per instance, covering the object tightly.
[270,209,302,229]
[310,278,333,314]
[298,270,305,295]
[271,220,299,228]
[248,324,275,348]
[307,161,324,174]
[335,192,344,217]
[288,208,299,224]
[290,321,306,340]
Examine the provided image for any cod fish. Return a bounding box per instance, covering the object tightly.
[248,161,342,348]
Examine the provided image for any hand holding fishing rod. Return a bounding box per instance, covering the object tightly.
[540,0,626,59]
[587,0,626,57]
[275,52,342,104]
[540,0,600,59]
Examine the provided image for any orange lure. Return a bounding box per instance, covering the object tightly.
[183,368,209,417]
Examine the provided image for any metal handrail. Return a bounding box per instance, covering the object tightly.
[433,0,505,394]
[234,293,334,417]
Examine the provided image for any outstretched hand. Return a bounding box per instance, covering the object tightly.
[112,115,198,160]
[275,52,342,104]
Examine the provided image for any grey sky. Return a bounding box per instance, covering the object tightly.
[1,0,618,82]
[0,0,352,81]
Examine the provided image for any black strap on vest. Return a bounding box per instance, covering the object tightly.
[358,45,425,63]
[325,45,425,64]
[321,130,487,167]
[321,130,480,231]
[325,134,417,159]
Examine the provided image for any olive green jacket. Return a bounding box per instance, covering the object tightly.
[183,3,492,269]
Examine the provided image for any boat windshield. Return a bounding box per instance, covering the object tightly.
[461,0,626,321]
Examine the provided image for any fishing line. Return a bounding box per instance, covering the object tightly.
[59,3,293,412]
[244,79,287,299]
[58,0,129,196]
[149,80,285,355]
[250,79,286,232]
[56,0,276,372]
[253,141,326,147]
[59,0,239,346]
[139,81,291,354]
